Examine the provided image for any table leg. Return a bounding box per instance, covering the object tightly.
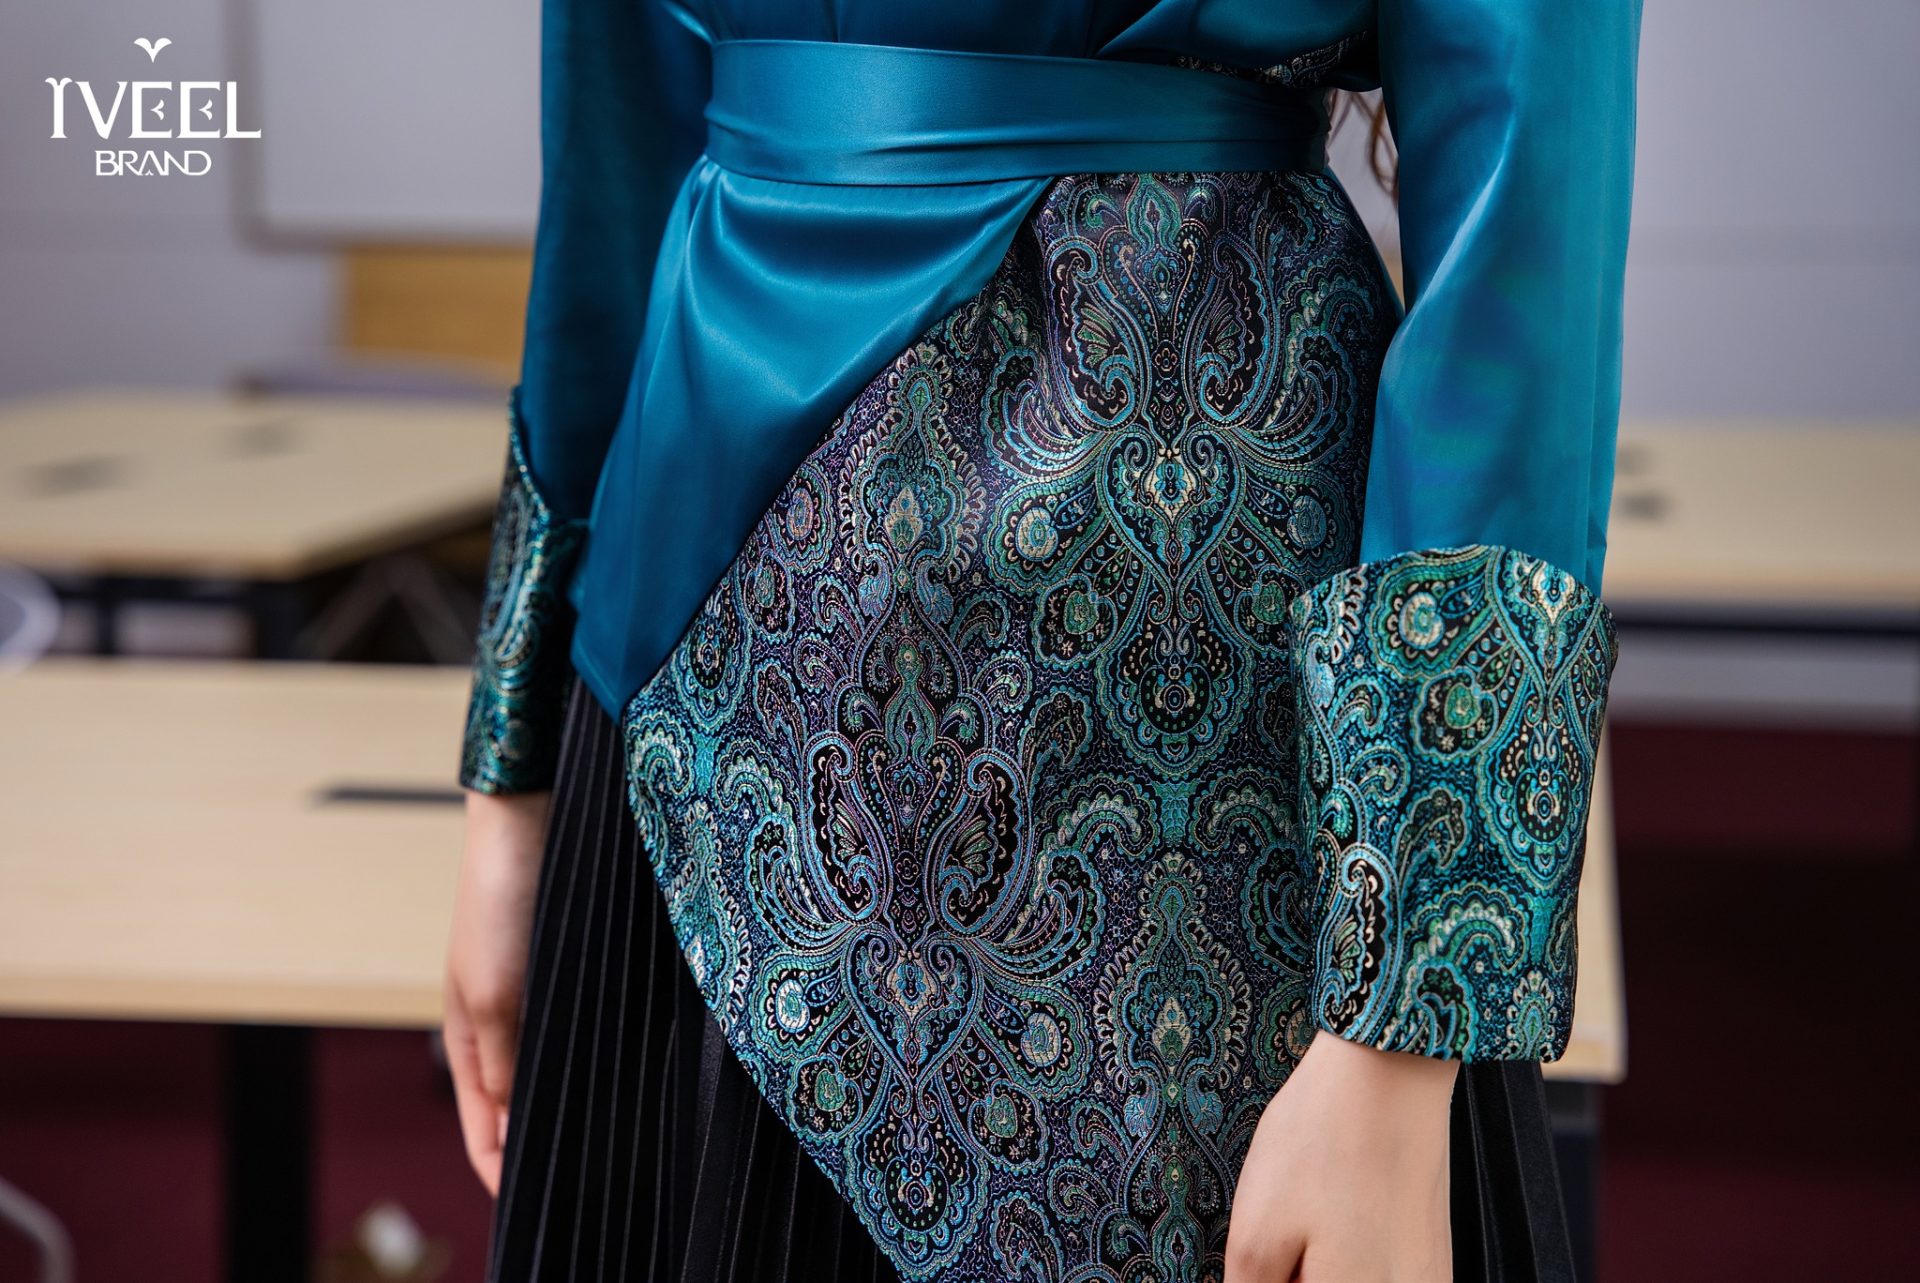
[223,1024,313,1283]
[91,579,125,656]
[245,582,309,660]
[1547,1080,1601,1283]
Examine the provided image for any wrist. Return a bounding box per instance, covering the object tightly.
[1305,1027,1459,1113]
[463,788,552,865]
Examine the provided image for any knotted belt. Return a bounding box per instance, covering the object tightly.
[567,37,1334,713]
[704,39,1330,186]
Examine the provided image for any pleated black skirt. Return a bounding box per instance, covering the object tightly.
[486,677,1581,1283]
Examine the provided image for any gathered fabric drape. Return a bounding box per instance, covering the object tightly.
[460,3,1641,1280]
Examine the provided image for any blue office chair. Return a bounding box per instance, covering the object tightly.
[0,563,58,668]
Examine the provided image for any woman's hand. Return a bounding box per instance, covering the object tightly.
[1224,1030,1459,1283]
[444,789,551,1195]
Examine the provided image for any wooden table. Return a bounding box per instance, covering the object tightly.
[0,660,469,1282]
[1560,749,1624,1087]
[0,660,468,1025]
[0,658,1625,1278]
[0,391,507,655]
[1607,420,1920,614]
[0,659,1623,1061]
[1570,419,1918,1273]
[1605,419,1920,846]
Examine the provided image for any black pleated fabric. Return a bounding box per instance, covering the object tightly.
[1449,1062,1581,1283]
[487,677,898,1283]
[486,676,1579,1283]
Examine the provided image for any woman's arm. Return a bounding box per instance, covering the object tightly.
[1304,0,1641,1069]
[446,789,551,1193]
[1230,1,1642,1276]
[449,0,710,1192]
[459,0,709,796]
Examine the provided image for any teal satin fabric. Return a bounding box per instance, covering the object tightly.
[705,41,1328,184]
[566,166,1055,709]
[567,39,1331,710]
[517,0,1642,719]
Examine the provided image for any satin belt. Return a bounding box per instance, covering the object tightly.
[703,40,1329,187]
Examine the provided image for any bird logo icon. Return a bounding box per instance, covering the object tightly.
[133,37,173,62]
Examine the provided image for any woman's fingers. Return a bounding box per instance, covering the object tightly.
[1223,1224,1304,1283]
[470,978,522,1122]
[1225,1129,1307,1283]
[445,985,505,1194]
[445,788,550,1196]
[1223,1032,1456,1282]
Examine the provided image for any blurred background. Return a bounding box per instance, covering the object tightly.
[0,1,1915,1281]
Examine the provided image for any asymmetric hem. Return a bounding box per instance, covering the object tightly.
[481,164,1614,1282]
[466,5,1642,1278]
[487,679,1580,1283]
[489,678,899,1283]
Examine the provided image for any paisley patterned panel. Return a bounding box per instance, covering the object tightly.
[1176,26,1377,90]
[623,169,1398,1282]
[460,391,589,794]
[1288,545,1618,1061]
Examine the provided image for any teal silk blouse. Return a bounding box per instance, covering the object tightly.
[465,0,1641,785]
[458,15,1640,1257]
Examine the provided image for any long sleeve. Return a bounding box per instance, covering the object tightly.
[1288,0,1641,1060]
[461,0,711,794]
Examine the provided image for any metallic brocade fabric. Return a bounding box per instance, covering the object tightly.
[603,169,1611,1281]
[454,163,1623,1279]
[460,401,589,794]
[1290,546,1617,1063]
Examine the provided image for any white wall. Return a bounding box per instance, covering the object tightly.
[1623,0,1920,416]
[250,0,540,240]
[0,0,334,397]
[1329,0,1920,419]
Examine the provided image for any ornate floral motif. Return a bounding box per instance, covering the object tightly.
[460,392,588,794]
[1288,545,1619,1061]
[622,168,1416,1282]
[982,170,1382,778]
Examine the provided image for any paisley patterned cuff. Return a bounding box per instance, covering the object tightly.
[1287,545,1618,1061]
[459,391,588,794]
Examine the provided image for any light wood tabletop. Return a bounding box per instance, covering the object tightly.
[1606,420,1920,612]
[1563,747,1624,1084]
[0,660,470,1028]
[0,390,507,579]
[0,658,1626,1081]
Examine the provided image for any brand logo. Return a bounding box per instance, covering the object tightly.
[45,37,261,177]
